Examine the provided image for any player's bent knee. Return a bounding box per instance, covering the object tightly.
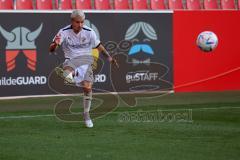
[82,81,92,93]
[63,66,74,72]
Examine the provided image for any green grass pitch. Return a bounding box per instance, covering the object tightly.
[0,91,240,160]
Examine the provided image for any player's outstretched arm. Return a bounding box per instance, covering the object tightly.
[49,35,61,53]
[97,44,119,68]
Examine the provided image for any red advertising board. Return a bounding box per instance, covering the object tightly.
[174,11,240,92]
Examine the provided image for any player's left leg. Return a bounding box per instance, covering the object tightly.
[55,65,75,84]
[82,81,93,128]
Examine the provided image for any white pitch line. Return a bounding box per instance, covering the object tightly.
[0,114,54,119]
[0,90,174,100]
[0,106,239,120]
[188,106,240,111]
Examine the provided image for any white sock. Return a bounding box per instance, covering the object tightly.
[63,70,75,83]
[83,91,92,113]
[63,70,73,79]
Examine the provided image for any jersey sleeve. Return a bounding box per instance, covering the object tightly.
[90,30,101,48]
[52,29,65,45]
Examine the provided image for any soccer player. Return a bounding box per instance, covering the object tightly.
[49,10,118,128]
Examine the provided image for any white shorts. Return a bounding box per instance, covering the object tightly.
[63,56,94,83]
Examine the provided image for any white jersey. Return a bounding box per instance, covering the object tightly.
[54,25,100,59]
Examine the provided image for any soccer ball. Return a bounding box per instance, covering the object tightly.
[196,31,218,52]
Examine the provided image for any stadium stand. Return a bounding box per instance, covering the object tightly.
[16,0,34,9]
[75,0,92,9]
[95,0,111,9]
[168,0,184,9]
[1,0,240,10]
[150,0,166,9]
[0,0,13,9]
[186,0,202,9]
[114,0,129,9]
[204,0,219,9]
[36,0,53,9]
[221,0,236,9]
[59,0,73,9]
[132,0,148,9]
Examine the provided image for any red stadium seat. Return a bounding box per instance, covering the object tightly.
[95,0,111,9]
[0,0,13,9]
[132,0,148,9]
[150,0,166,9]
[76,0,92,9]
[204,0,219,9]
[55,0,58,9]
[36,0,53,9]
[168,0,184,9]
[16,0,33,9]
[59,0,72,9]
[238,0,240,9]
[114,0,129,9]
[221,0,236,9]
[186,0,201,9]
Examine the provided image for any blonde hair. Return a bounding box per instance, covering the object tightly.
[71,10,85,20]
